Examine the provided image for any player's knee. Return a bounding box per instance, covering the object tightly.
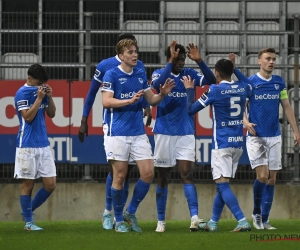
[180,170,193,183]
[257,175,268,183]
[22,182,34,194]
[267,178,276,185]
[44,182,56,193]
[158,175,169,187]
[141,170,154,183]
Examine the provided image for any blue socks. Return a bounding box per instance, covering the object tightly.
[127,179,150,214]
[20,195,33,223]
[156,186,168,221]
[211,191,225,222]
[31,187,52,212]
[105,173,113,211]
[217,182,245,221]
[123,180,130,207]
[111,187,123,222]
[253,179,267,215]
[262,185,275,223]
[183,184,198,217]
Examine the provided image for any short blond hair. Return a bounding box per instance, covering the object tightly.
[115,39,138,55]
[258,48,276,59]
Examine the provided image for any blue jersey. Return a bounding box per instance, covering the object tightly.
[82,55,147,117]
[102,66,150,136]
[14,84,49,148]
[94,55,145,84]
[151,68,205,135]
[248,73,287,137]
[187,80,252,149]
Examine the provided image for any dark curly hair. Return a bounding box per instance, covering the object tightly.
[27,64,49,83]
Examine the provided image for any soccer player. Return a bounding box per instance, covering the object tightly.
[102,38,175,233]
[78,33,152,230]
[243,48,300,230]
[151,40,216,232]
[182,54,252,232]
[14,64,56,231]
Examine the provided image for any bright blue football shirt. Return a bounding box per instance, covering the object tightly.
[14,84,49,148]
[102,66,150,136]
[151,67,205,135]
[247,73,287,137]
[187,75,252,149]
[82,55,147,117]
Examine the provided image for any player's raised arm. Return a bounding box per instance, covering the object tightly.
[151,40,179,89]
[186,43,216,85]
[181,75,204,115]
[78,68,102,142]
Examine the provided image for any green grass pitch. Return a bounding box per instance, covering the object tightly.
[1,220,299,250]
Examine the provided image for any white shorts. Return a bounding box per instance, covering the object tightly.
[103,124,136,164]
[211,147,243,180]
[154,134,195,167]
[246,136,282,170]
[105,134,153,161]
[14,146,56,179]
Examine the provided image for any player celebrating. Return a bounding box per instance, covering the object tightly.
[151,40,216,232]
[243,48,300,230]
[182,54,252,232]
[78,33,152,230]
[14,64,56,231]
[102,38,175,233]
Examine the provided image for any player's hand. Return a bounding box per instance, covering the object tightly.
[293,132,300,146]
[229,53,236,69]
[244,121,257,136]
[78,121,88,142]
[43,84,53,97]
[159,78,175,96]
[169,40,180,64]
[37,86,46,100]
[181,75,195,89]
[143,106,152,127]
[129,89,144,104]
[186,43,202,63]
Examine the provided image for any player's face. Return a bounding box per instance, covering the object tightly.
[28,76,45,86]
[172,53,186,74]
[121,45,138,68]
[258,52,276,74]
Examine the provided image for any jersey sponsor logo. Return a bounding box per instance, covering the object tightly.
[151,74,160,81]
[228,136,243,142]
[221,120,243,126]
[119,78,127,84]
[138,78,144,84]
[221,88,245,94]
[199,89,210,102]
[120,91,136,98]
[102,82,112,89]
[17,100,28,109]
[168,91,187,98]
[94,69,101,77]
[254,93,279,100]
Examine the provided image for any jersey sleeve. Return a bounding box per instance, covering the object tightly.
[198,86,215,107]
[247,84,253,100]
[93,61,106,84]
[187,69,204,87]
[142,72,150,92]
[102,70,115,93]
[279,77,288,100]
[15,89,30,111]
